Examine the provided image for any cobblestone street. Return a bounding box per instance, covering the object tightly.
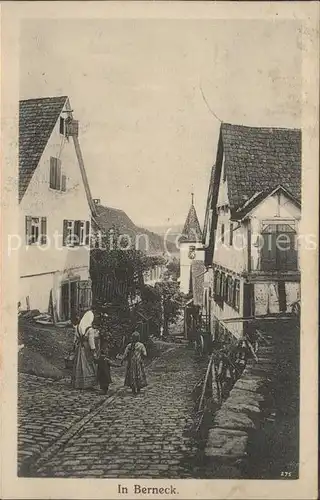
[19,345,208,478]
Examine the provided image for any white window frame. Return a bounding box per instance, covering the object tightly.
[26,216,47,246]
[31,217,41,244]
[64,219,89,247]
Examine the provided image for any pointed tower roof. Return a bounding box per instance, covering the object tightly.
[181,193,202,242]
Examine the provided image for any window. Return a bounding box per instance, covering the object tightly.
[229,222,233,246]
[25,216,47,245]
[234,279,240,311]
[219,273,225,309]
[79,221,86,245]
[50,157,62,190]
[226,276,234,305]
[222,273,228,302]
[50,157,67,192]
[60,117,65,136]
[63,220,90,246]
[66,220,74,242]
[221,223,225,244]
[214,271,220,298]
[260,223,297,271]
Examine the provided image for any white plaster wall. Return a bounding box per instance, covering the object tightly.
[19,265,90,315]
[286,282,300,308]
[254,281,300,316]
[213,169,248,273]
[19,101,91,279]
[19,273,55,312]
[180,243,204,294]
[213,213,248,273]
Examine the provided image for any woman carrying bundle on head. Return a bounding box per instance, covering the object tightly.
[71,309,99,390]
[121,331,147,395]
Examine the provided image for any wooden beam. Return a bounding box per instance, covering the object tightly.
[221,314,296,323]
[72,135,97,217]
[247,220,252,273]
[198,354,214,412]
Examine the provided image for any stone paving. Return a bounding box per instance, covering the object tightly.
[19,346,208,478]
[18,373,113,472]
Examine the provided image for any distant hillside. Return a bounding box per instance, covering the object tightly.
[144,224,184,251]
[93,204,177,255]
[146,224,184,236]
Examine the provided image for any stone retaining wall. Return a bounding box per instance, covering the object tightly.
[204,342,277,478]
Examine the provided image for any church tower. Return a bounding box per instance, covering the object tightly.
[179,194,204,294]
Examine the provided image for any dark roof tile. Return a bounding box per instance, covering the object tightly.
[19,96,68,201]
[93,203,175,254]
[221,123,301,210]
[181,203,202,242]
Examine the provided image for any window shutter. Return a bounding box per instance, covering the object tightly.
[40,217,47,245]
[230,278,234,305]
[85,221,90,246]
[74,220,81,246]
[56,158,61,190]
[63,220,68,246]
[25,216,32,244]
[60,117,65,135]
[50,158,56,188]
[229,222,233,246]
[61,175,66,192]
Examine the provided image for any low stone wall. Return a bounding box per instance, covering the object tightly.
[204,343,276,478]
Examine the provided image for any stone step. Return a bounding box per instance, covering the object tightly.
[205,428,248,459]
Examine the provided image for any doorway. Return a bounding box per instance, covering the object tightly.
[61,278,79,321]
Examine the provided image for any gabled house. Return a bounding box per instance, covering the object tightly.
[19,96,95,321]
[203,123,301,340]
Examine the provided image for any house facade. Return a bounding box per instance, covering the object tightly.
[203,123,301,340]
[19,96,94,321]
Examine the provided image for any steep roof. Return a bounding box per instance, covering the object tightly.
[93,202,176,255]
[19,96,68,201]
[94,204,132,234]
[181,202,202,242]
[221,123,301,211]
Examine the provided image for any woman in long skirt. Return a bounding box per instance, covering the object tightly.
[71,312,99,389]
[122,332,147,395]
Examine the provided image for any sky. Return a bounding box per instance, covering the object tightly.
[20,18,302,228]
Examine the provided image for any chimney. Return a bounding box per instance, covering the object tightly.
[93,199,101,205]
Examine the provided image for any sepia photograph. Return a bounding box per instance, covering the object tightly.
[1,2,318,499]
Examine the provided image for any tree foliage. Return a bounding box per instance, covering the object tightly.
[163,258,180,281]
[90,225,185,344]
